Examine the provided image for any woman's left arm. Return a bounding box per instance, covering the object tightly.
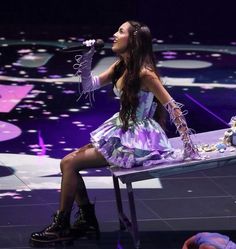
[141,69,200,160]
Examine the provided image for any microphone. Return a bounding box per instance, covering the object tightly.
[61,39,104,53]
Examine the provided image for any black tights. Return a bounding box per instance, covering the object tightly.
[59,144,107,212]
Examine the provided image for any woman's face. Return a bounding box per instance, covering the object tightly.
[112,22,131,56]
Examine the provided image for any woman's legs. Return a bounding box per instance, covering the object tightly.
[30,144,107,245]
[59,143,107,211]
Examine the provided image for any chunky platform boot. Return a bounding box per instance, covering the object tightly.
[71,203,100,240]
[30,210,73,246]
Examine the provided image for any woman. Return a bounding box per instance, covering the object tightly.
[182,232,236,249]
[30,20,199,246]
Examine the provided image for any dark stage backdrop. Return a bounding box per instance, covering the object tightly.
[0,0,235,41]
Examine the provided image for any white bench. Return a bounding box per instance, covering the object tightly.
[110,129,236,249]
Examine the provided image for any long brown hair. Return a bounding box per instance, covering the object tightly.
[112,20,166,131]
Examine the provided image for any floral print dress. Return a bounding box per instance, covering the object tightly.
[90,86,175,168]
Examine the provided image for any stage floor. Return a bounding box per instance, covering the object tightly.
[0,30,236,248]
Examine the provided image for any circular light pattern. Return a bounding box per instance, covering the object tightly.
[81,106,90,109]
[17,49,32,54]
[211,53,221,57]
[158,59,212,69]
[68,108,80,112]
[0,121,22,142]
[30,148,42,152]
[0,41,234,87]
[63,148,73,151]
[27,130,37,133]
[80,171,88,174]
[43,111,52,115]
[192,41,200,45]
[48,116,59,120]
[163,55,176,59]
[37,49,47,52]
[162,51,177,55]
[0,40,236,161]
[76,124,85,127]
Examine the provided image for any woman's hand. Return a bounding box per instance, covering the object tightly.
[183,141,202,160]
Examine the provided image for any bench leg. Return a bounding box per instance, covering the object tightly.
[126,182,141,249]
[113,177,141,249]
[112,176,126,230]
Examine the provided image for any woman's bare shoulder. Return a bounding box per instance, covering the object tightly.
[140,66,161,84]
[140,66,162,90]
[140,66,156,77]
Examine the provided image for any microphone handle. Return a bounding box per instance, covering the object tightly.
[61,39,104,53]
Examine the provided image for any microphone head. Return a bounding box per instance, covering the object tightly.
[94,39,104,51]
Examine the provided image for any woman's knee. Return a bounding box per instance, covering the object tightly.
[60,154,78,173]
[60,157,68,173]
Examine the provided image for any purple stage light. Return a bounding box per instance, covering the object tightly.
[162,51,177,55]
[163,55,176,59]
[185,93,229,127]
[49,75,61,78]
[0,84,33,112]
[37,130,46,156]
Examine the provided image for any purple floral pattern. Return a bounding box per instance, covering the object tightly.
[90,87,178,168]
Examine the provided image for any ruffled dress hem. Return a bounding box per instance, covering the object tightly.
[89,88,184,169]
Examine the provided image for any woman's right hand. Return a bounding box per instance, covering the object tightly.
[183,141,202,160]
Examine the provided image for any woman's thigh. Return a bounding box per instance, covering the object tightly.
[61,144,108,171]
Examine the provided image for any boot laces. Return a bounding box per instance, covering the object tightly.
[74,208,86,225]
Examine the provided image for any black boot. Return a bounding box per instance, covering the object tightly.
[30,210,73,246]
[71,203,100,240]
